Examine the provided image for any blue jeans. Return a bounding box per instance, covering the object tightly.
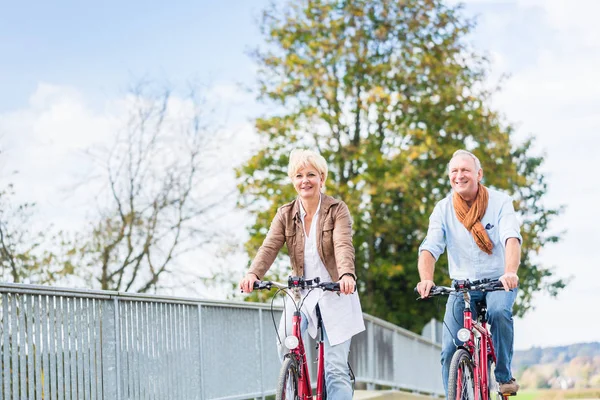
[278,308,353,399]
[441,288,517,396]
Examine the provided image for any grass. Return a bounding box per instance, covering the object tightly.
[511,389,600,400]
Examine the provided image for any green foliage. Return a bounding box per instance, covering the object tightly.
[238,0,566,333]
[0,183,76,284]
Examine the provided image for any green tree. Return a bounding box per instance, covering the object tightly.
[237,0,566,331]
[0,183,76,284]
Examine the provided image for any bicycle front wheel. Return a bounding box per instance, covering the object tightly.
[448,349,476,400]
[276,355,299,400]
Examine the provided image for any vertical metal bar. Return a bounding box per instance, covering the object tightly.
[19,294,27,398]
[89,299,97,400]
[153,303,160,400]
[150,303,161,400]
[82,298,91,400]
[198,304,204,400]
[132,301,139,400]
[120,301,126,399]
[178,304,185,400]
[49,296,57,400]
[164,303,170,400]
[173,304,179,400]
[168,303,175,400]
[3,294,11,399]
[79,298,86,400]
[70,297,78,398]
[56,297,65,400]
[73,297,83,400]
[101,299,117,400]
[147,302,153,400]
[183,305,191,400]
[115,298,122,400]
[27,295,35,399]
[12,294,19,400]
[118,300,125,399]
[132,301,142,399]
[178,305,185,400]
[127,301,134,400]
[34,295,43,400]
[64,298,72,400]
[160,303,169,399]
[0,294,3,400]
[258,308,265,398]
[367,320,375,390]
[41,296,50,399]
[94,299,103,400]
[140,302,147,400]
[119,301,127,400]
[154,302,161,400]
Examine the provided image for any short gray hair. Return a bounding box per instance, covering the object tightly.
[448,149,482,173]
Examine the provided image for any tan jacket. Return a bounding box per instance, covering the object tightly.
[249,194,356,282]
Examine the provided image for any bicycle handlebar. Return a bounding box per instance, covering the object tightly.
[414,278,507,300]
[253,276,341,292]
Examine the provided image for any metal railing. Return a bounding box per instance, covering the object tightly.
[0,282,443,399]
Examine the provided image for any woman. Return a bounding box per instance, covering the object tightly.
[239,149,365,399]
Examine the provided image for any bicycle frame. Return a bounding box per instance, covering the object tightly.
[288,309,326,399]
[418,279,513,400]
[455,290,502,400]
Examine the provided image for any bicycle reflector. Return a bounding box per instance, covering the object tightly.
[284,335,299,350]
[457,328,471,342]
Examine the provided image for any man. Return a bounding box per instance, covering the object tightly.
[416,149,521,396]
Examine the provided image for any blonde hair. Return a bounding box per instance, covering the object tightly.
[287,149,328,184]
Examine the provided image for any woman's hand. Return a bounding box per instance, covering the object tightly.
[338,274,355,295]
[239,273,259,293]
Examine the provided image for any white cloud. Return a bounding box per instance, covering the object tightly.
[516,0,600,45]
[0,82,259,296]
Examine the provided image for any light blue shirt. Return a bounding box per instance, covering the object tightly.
[419,188,522,280]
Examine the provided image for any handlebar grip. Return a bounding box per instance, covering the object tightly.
[320,282,341,292]
[253,281,270,290]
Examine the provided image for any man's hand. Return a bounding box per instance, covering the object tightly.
[338,275,355,295]
[239,273,259,293]
[417,280,435,298]
[499,272,519,291]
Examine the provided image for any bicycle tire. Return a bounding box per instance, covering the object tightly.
[276,355,300,400]
[448,349,476,400]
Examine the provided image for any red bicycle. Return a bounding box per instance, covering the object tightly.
[253,276,344,400]
[419,279,516,400]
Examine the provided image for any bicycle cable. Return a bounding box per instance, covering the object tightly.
[270,287,299,346]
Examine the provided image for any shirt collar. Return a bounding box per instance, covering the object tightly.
[298,195,322,220]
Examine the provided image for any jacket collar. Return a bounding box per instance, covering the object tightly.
[292,194,339,221]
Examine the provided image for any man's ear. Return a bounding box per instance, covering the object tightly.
[477,168,483,182]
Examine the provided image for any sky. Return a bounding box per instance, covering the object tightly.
[0,0,598,350]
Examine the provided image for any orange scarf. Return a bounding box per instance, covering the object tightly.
[453,183,493,255]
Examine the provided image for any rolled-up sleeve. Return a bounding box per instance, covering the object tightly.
[419,203,446,261]
[498,197,522,247]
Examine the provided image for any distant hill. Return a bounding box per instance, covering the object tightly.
[513,342,600,389]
